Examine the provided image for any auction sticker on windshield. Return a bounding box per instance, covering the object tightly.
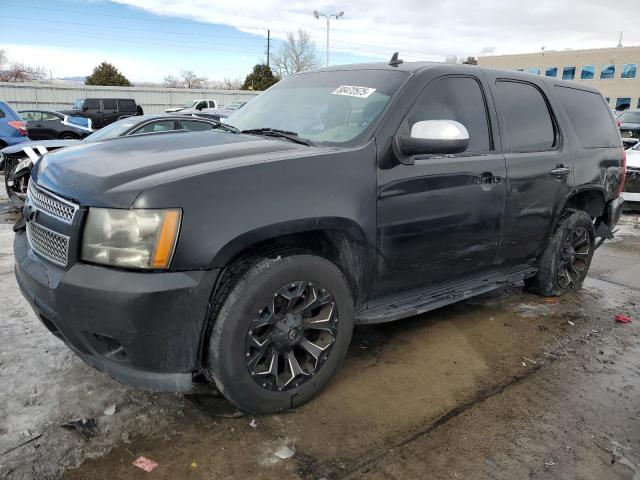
[331,85,376,98]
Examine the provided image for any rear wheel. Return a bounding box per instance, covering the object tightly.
[526,209,595,296]
[206,254,354,413]
[59,132,78,140]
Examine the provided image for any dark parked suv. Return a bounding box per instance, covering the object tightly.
[14,60,625,413]
[60,98,142,128]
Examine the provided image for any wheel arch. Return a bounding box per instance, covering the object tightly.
[195,218,374,371]
[561,186,606,219]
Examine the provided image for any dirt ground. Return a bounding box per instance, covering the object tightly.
[0,180,638,480]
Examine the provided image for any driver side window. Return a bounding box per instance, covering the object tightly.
[407,76,492,153]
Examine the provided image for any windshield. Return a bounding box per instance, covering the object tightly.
[72,100,83,110]
[183,100,197,108]
[618,111,640,123]
[83,117,139,142]
[225,69,408,146]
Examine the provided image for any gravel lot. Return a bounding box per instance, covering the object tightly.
[0,180,638,480]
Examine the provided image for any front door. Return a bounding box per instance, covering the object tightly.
[101,99,119,126]
[375,74,506,297]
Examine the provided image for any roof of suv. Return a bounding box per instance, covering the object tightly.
[305,61,602,94]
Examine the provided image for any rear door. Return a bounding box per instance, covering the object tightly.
[375,73,506,296]
[84,99,102,127]
[101,99,119,125]
[485,74,571,266]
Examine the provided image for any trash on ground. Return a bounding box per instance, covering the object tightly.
[274,445,296,460]
[568,320,575,326]
[614,314,631,324]
[61,418,99,439]
[191,462,197,468]
[103,404,116,416]
[544,461,556,466]
[133,456,159,472]
[249,418,257,429]
[522,356,538,365]
[484,458,495,466]
[544,298,557,305]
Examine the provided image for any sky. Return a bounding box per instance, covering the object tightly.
[0,0,638,83]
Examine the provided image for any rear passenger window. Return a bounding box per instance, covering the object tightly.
[118,99,136,112]
[408,76,491,152]
[554,86,619,148]
[134,120,176,134]
[181,120,213,132]
[103,99,117,110]
[496,81,556,152]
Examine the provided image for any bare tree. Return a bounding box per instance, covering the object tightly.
[269,30,321,77]
[0,50,46,82]
[163,70,209,89]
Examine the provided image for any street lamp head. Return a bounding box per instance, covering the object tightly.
[313,10,320,19]
[337,11,344,18]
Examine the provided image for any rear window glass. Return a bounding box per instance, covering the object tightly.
[554,86,620,148]
[118,99,136,112]
[496,81,556,152]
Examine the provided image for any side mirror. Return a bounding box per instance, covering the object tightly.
[396,120,469,164]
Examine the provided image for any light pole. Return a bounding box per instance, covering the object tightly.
[313,10,344,67]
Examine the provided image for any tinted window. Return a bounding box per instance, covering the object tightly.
[545,67,558,77]
[103,99,117,110]
[118,99,136,112]
[208,101,216,108]
[616,98,631,111]
[562,67,576,80]
[41,112,60,121]
[85,99,99,109]
[622,64,637,79]
[407,76,491,153]
[0,108,5,119]
[581,65,595,79]
[181,120,214,132]
[133,120,176,134]
[600,64,615,79]
[555,86,620,148]
[528,67,540,75]
[21,111,40,121]
[496,81,555,152]
[196,101,207,109]
[617,111,640,123]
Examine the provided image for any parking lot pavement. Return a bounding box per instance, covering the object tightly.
[0,179,638,479]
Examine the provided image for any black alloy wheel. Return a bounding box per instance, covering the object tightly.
[245,281,338,391]
[556,226,590,289]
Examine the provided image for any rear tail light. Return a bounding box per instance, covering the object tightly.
[8,120,27,136]
[616,119,621,127]
[617,147,626,197]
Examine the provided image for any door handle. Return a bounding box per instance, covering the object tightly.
[550,166,571,177]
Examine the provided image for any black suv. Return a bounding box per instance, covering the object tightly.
[14,61,625,413]
[60,98,142,128]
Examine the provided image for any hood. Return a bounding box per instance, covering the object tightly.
[165,107,185,112]
[1,139,80,155]
[32,130,311,208]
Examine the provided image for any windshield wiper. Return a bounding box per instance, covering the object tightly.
[240,128,315,146]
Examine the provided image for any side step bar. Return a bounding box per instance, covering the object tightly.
[356,266,537,325]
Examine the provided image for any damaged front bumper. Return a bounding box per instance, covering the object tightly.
[14,230,219,392]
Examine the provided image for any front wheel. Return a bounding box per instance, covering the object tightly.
[526,209,595,296]
[206,254,354,413]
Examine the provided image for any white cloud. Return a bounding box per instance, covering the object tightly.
[111,0,640,60]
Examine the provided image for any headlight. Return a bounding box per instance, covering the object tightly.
[81,208,181,269]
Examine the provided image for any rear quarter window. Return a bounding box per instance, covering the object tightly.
[118,99,136,112]
[554,86,620,148]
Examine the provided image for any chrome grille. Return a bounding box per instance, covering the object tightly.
[26,221,70,266]
[28,183,78,224]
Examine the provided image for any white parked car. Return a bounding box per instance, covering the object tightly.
[623,142,640,206]
[165,99,218,113]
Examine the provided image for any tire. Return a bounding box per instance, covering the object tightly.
[3,157,26,209]
[526,209,595,296]
[59,132,78,140]
[206,254,354,413]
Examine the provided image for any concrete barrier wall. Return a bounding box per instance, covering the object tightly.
[0,82,260,114]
